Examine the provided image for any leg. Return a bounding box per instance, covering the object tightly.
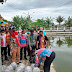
[24,47,27,60]
[1,47,4,65]
[20,47,23,60]
[7,45,10,56]
[29,46,33,63]
[44,52,55,72]
[4,47,8,60]
[12,48,16,62]
[28,45,30,56]
[17,47,20,63]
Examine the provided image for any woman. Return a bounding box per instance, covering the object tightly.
[10,31,21,64]
[34,48,55,72]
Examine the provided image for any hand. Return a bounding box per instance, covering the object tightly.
[29,46,32,50]
[11,49,14,54]
[20,45,22,48]
[34,64,39,67]
[47,46,49,48]
[34,65,38,67]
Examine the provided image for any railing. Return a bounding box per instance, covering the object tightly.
[44,27,72,31]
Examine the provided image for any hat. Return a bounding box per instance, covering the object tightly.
[30,30,34,32]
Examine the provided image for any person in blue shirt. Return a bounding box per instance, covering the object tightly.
[40,27,46,36]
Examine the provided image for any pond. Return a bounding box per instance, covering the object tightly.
[48,36,72,72]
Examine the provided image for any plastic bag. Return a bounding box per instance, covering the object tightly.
[5,65,13,71]
[31,64,35,69]
[2,65,7,71]
[19,63,25,69]
[11,62,17,70]
[16,67,23,72]
[25,66,32,72]
[33,67,40,72]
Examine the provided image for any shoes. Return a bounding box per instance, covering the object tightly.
[5,58,8,60]
[17,62,21,64]
[20,58,22,60]
[24,57,27,60]
[29,58,32,63]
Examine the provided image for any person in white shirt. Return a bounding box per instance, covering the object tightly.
[0,29,8,65]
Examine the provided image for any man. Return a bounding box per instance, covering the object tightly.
[0,22,5,32]
[37,29,40,34]
[40,27,46,36]
[36,31,49,49]
[20,31,28,60]
[28,30,37,63]
[0,29,7,65]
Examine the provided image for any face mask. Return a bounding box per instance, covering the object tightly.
[22,34,25,36]
[39,34,42,37]
[2,33,5,35]
[38,31,39,33]
[15,35,18,38]
[31,34,33,35]
[6,31,8,33]
[34,31,36,33]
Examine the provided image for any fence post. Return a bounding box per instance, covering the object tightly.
[57,27,58,31]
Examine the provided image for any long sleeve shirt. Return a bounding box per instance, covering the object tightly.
[0,34,7,47]
[28,34,37,46]
[19,35,28,47]
[35,48,54,66]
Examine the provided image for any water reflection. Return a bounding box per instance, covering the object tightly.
[48,35,72,72]
[48,36,72,47]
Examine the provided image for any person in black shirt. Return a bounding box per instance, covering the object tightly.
[36,31,49,49]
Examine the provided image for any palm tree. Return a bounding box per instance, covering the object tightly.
[56,16,64,27]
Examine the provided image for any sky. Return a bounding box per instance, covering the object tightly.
[0,0,72,24]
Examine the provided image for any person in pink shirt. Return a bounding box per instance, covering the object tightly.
[20,31,28,60]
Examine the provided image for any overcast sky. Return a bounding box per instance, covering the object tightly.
[0,0,72,24]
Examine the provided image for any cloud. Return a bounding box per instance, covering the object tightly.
[0,0,72,21]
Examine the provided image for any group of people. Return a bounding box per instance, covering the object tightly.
[0,22,55,72]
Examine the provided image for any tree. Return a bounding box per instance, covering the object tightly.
[64,16,72,28]
[56,16,64,27]
[56,37,64,47]
[12,15,32,30]
[45,17,53,27]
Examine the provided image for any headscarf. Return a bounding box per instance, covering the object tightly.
[11,31,19,46]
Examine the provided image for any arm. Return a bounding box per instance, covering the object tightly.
[45,36,49,48]
[28,35,32,50]
[35,53,39,66]
[36,36,39,49]
[26,36,28,45]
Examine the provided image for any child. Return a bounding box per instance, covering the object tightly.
[34,48,55,72]
[0,29,7,65]
[20,31,28,60]
[10,31,21,64]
